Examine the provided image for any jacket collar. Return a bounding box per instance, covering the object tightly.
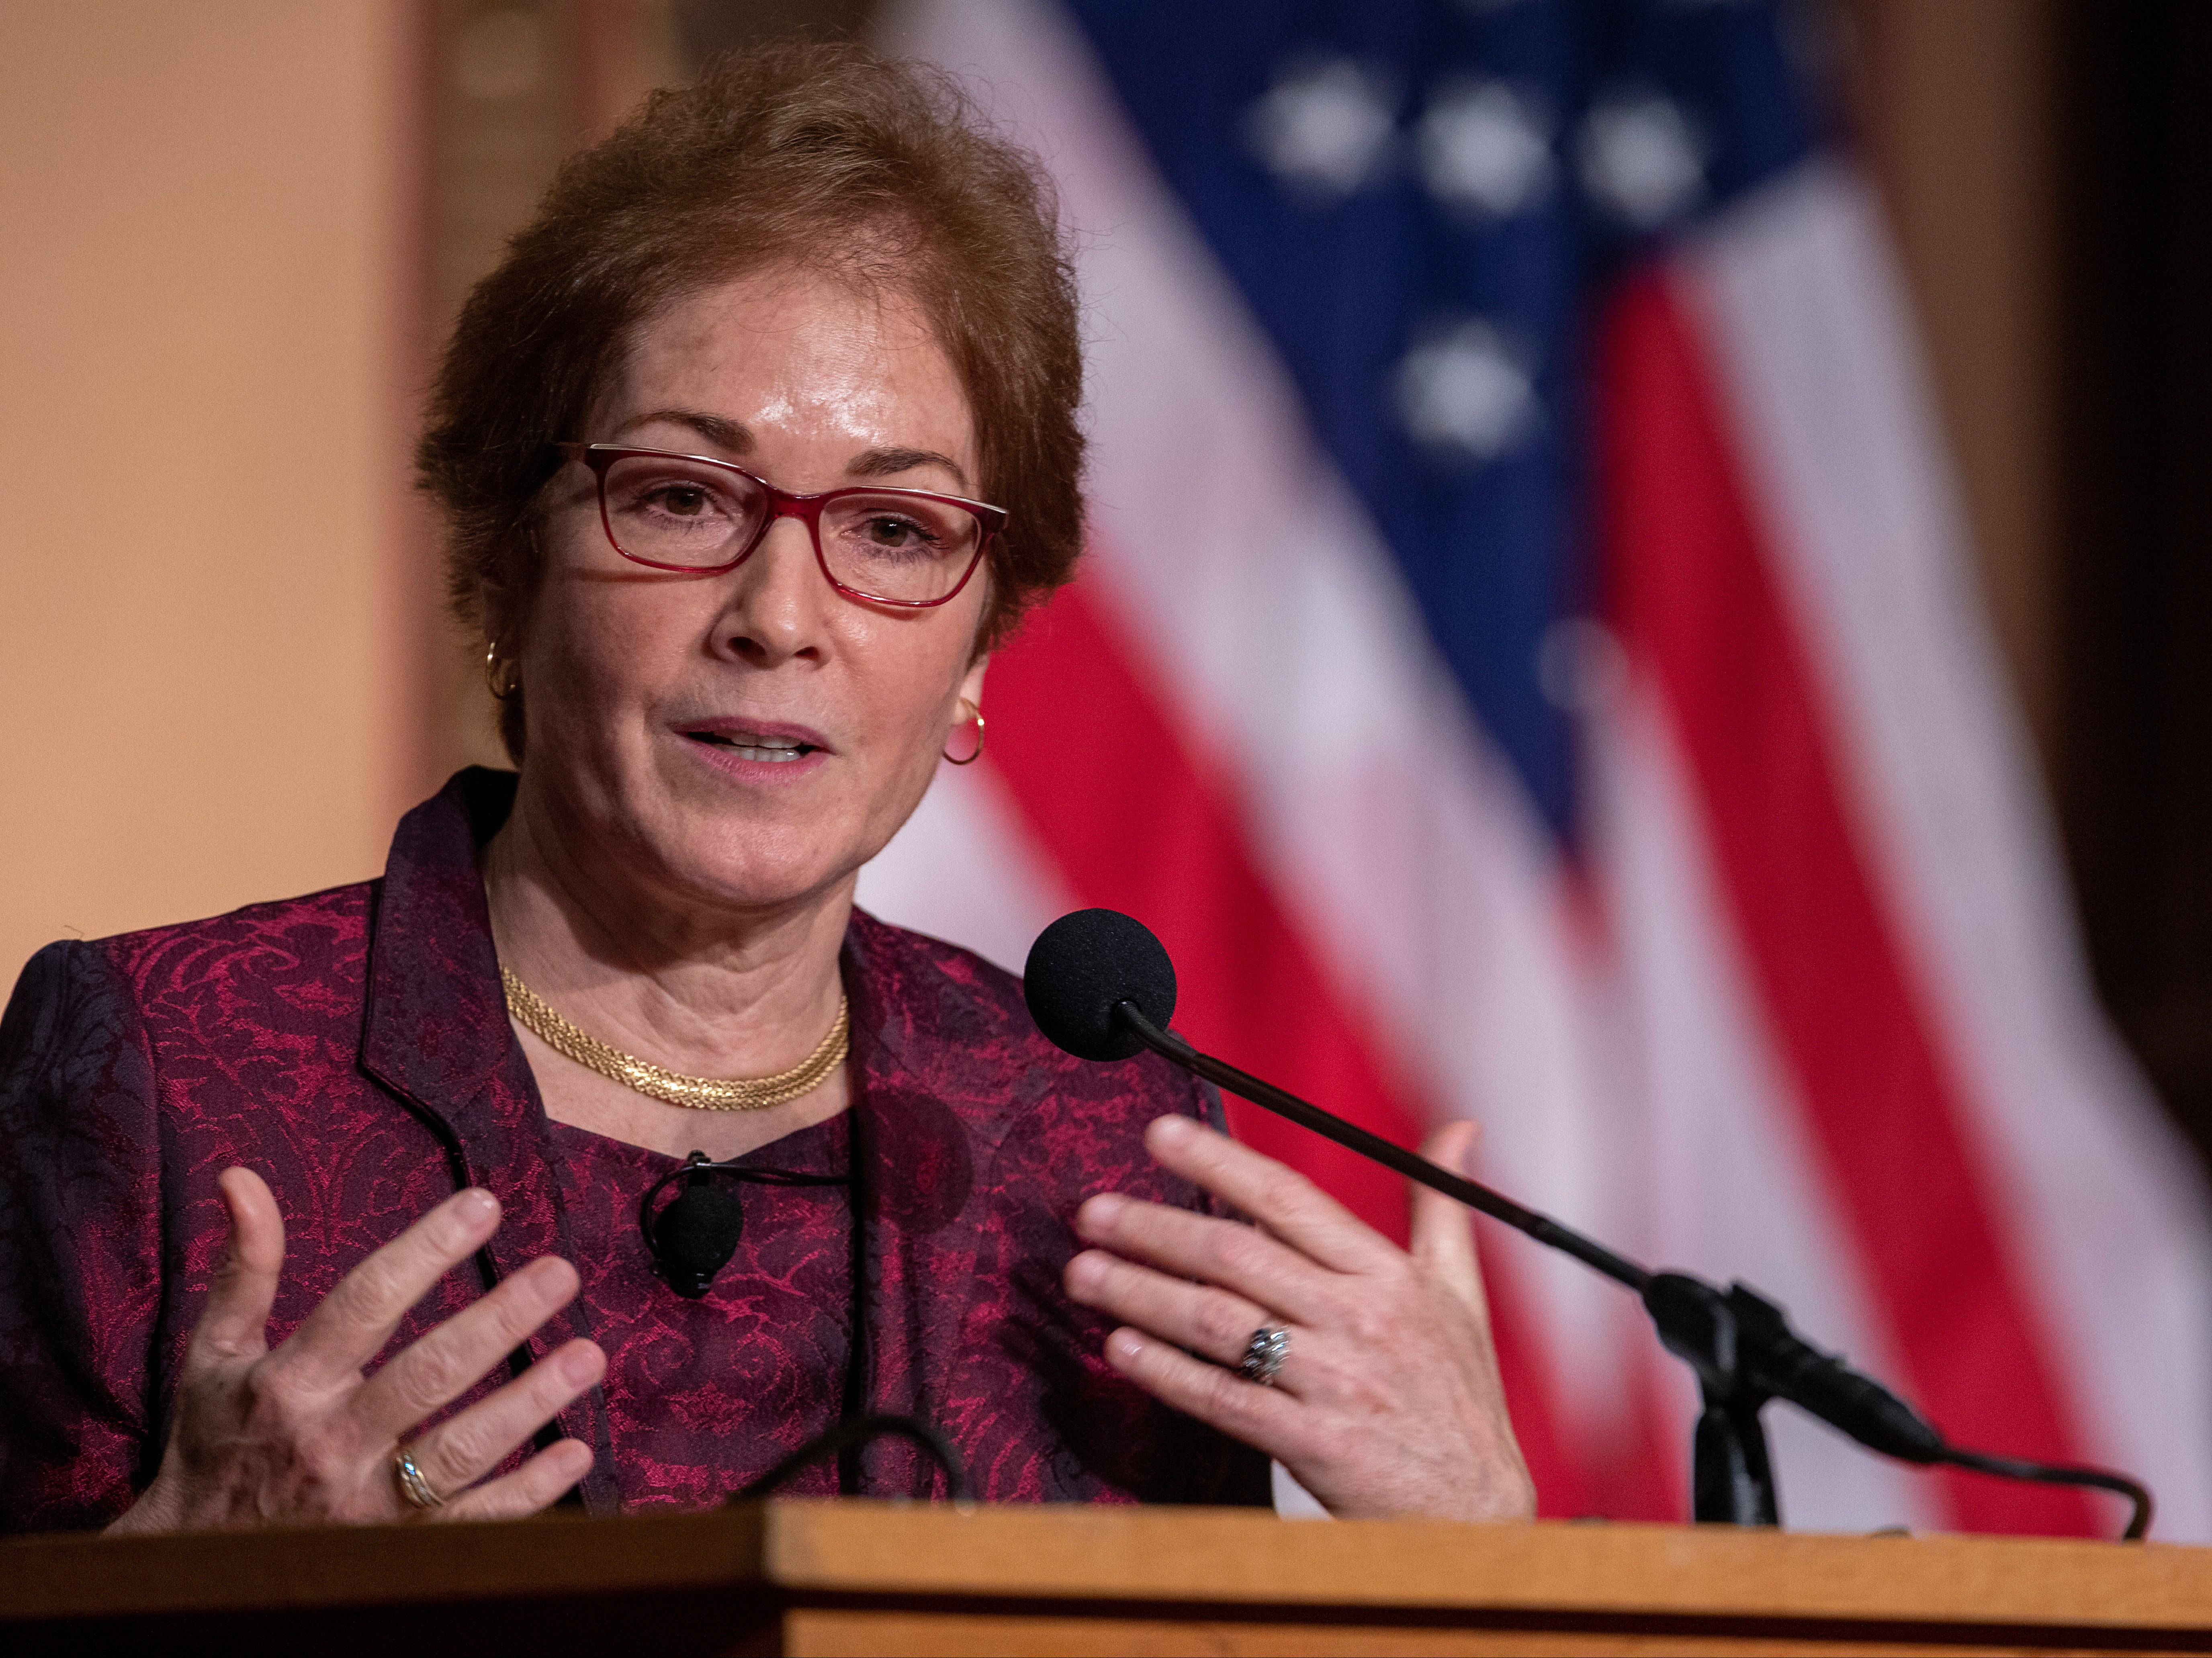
[360,767,519,1112]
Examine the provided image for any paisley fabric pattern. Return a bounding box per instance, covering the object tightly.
[0,769,1268,1532]
[549,1114,853,1507]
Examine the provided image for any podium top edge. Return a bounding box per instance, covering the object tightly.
[3,1499,2206,1631]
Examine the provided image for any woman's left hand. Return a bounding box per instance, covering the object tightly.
[1065,1113,1535,1522]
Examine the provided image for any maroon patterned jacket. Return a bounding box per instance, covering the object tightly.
[0,770,1267,1532]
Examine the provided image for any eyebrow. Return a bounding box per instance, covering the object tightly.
[616,408,752,451]
[612,409,972,493]
[847,446,971,493]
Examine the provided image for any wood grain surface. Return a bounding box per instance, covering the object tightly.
[4,1500,2206,1655]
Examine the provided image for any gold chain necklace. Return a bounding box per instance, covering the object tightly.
[500,966,849,1112]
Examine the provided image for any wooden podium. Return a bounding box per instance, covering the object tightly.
[4,1500,2208,1655]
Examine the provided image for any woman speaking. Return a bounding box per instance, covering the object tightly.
[0,43,1529,1532]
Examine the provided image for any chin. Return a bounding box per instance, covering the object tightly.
[662,821,857,915]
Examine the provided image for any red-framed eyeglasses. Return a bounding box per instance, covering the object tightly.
[554,442,1005,609]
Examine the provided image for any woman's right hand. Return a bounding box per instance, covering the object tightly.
[107,1167,604,1534]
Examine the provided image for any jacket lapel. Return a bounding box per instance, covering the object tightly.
[842,921,992,1497]
[357,769,620,1513]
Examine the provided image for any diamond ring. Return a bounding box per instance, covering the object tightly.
[393,1443,444,1510]
[1239,1323,1291,1387]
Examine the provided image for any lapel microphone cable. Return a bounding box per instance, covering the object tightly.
[727,1414,972,1505]
[639,1150,849,1297]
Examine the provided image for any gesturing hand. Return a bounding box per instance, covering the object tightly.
[107,1168,604,1534]
[1065,1114,1534,1522]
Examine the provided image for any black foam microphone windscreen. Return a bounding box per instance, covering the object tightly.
[1023,908,1179,1061]
[652,1180,746,1297]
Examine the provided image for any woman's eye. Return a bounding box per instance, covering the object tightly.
[650,484,716,518]
[866,516,933,547]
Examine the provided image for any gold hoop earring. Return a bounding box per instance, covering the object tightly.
[485,644,519,701]
[942,703,985,766]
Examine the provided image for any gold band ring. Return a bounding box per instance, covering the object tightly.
[393,1443,444,1510]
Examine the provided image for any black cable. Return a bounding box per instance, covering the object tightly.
[397,1095,580,1472]
[1939,1446,2153,1541]
[728,1414,972,1505]
[635,1155,849,1240]
[1116,1004,1652,1291]
[638,1152,850,1297]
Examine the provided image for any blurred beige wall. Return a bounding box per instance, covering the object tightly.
[0,1,420,985]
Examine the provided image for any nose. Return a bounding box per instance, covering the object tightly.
[713,515,829,667]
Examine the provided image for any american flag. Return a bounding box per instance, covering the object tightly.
[861,0,2212,1535]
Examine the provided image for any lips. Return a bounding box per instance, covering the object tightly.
[676,718,832,765]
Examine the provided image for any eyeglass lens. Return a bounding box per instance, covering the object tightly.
[600,453,982,602]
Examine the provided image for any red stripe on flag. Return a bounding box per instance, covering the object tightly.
[987,570,1425,1236]
[984,564,1597,1515]
[1598,272,2095,1535]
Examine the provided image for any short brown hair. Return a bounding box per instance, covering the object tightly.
[417,41,1085,761]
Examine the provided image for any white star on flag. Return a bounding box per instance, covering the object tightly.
[1418,81,1554,216]
[1244,58,1399,200]
[1578,91,1707,228]
[1394,320,1537,459]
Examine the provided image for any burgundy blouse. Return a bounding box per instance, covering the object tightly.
[548,1116,852,1505]
[0,769,1267,1531]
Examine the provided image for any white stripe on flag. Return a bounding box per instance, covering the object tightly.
[1680,166,2212,1539]
[1589,673,1937,1530]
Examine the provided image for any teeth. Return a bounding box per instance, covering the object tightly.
[694,730,810,761]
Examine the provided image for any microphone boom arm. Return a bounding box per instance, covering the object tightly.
[1115,1004,1649,1292]
[1112,1000,2153,1539]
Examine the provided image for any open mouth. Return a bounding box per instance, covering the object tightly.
[685,730,821,764]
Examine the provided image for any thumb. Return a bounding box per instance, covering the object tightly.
[1409,1120,1491,1325]
[186,1167,285,1368]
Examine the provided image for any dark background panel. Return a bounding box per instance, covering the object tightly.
[2055,0,2212,1165]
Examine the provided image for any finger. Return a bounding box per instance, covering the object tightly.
[405,1336,604,1501]
[1074,1192,1335,1317]
[352,1254,583,1441]
[1409,1120,1491,1324]
[272,1188,503,1388]
[436,1438,596,1524]
[1065,1247,1276,1369]
[184,1168,285,1370]
[1097,1325,1304,1456]
[1142,1115,1398,1275]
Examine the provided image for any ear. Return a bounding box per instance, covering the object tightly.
[477,581,509,654]
[956,652,989,715]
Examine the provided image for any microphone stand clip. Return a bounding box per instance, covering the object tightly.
[1641,1274,1785,1526]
